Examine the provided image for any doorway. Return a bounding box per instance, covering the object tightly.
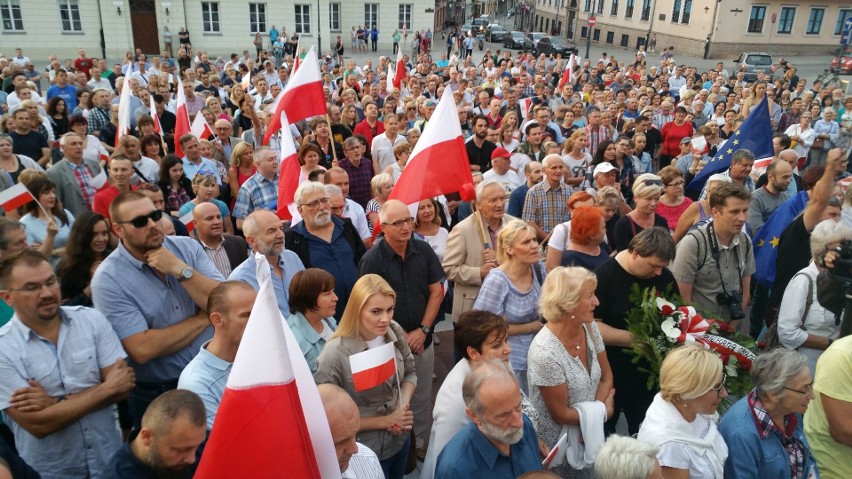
[130,0,160,54]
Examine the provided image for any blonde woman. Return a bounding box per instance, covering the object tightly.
[473,219,546,393]
[638,345,729,479]
[562,130,592,189]
[178,173,234,235]
[315,274,416,479]
[528,266,614,478]
[613,173,668,252]
[366,173,394,230]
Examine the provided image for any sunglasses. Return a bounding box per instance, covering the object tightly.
[642,179,664,187]
[116,209,163,228]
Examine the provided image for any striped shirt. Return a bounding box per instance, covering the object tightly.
[584,124,611,158]
[522,179,571,235]
[199,236,233,277]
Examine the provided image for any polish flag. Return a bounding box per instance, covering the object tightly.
[241,70,252,93]
[174,76,191,157]
[387,63,395,94]
[115,75,133,148]
[519,97,533,120]
[190,112,214,140]
[263,47,326,146]
[0,183,34,212]
[149,93,162,135]
[349,342,397,392]
[388,87,474,212]
[558,54,576,91]
[292,35,303,73]
[90,168,109,191]
[391,48,406,91]
[195,254,342,479]
[276,111,302,221]
[178,210,195,234]
[542,432,568,469]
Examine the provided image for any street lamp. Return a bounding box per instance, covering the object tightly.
[316,0,322,53]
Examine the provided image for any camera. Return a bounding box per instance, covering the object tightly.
[828,239,852,283]
[716,291,745,320]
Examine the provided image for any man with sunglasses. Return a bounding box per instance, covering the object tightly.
[91,191,225,429]
[358,199,444,461]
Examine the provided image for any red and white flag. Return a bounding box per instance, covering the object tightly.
[178,210,195,234]
[0,183,34,212]
[292,36,303,73]
[264,47,326,146]
[241,70,252,93]
[388,87,474,212]
[149,93,162,135]
[519,97,533,120]
[190,112,214,140]
[90,168,108,190]
[349,342,397,392]
[276,111,303,222]
[391,48,406,91]
[115,75,133,148]
[195,253,342,479]
[173,76,191,157]
[558,54,576,91]
[542,432,568,469]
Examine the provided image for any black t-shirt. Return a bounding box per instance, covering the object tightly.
[10,130,47,162]
[769,214,810,308]
[613,214,669,252]
[465,139,497,172]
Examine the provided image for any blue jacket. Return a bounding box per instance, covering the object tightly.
[718,396,819,479]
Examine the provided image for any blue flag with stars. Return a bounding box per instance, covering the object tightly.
[753,191,808,288]
[687,96,774,192]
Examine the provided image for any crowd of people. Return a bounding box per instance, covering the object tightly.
[1,24,852,479]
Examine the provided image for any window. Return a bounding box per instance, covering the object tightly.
[836,9,852,35]
[620,34,629,46]
[398,4,411,29]
[641,0,651,21]
[605,31,614,43]
[364,4,378,30]
[681,0,691,24]
[593,28,600,41]
[625,0,634,19]
[59,0,82,32]
[0,0,23,31]
[778,7,795,34]
[671,0,681,23]
[249,3,266,33]
[295,4,310,34]
[201,2,220,33]
[807,8,824,34]
[597,0,604,14]
[747,6,766,33]
[329,2,340,31]
[584,0,591,12]
[581,26,588,38]
[610,0,618,16]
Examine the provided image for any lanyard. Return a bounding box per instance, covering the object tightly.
[707,222,742,294]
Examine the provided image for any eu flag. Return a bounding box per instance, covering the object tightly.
[687,96,774,193]
[753,191,809,288]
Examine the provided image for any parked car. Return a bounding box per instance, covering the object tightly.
[831,46,852,74]
[734,52,774,82]
[504,31,533,50]
[535,36,579,56]
[528,32,546,47]
[460,24,473,37]
[487,25,507,42]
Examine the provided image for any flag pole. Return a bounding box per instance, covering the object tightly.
[394,356,404,413]
[34,199,51,222]
[325,114,338,165]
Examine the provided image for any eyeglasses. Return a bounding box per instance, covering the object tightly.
[382,217,414,228]
[330,205,345,214]
[300,197,330,208]
[8,275,58,293]
[667,181,685,187]
[783,382,814,395]
[116,209,163,228]
[642,179,664,187]
[712,373,727,396]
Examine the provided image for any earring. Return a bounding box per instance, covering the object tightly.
[571,315,575,319]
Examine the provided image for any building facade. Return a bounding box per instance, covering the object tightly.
[0,0,435,62]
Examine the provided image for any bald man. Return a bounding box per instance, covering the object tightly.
[318,384,383,477]
[99,389,208,478]
[192,202,249,277]
[756,149,804,194]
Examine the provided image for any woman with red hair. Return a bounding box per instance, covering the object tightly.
[545,191,596,271]
[562,205,610,270]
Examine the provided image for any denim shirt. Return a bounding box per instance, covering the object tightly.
[287,311,337,374]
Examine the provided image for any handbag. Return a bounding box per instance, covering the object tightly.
[763,272,813,351]
[812,137,826,150]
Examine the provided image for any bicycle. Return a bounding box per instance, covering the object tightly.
[815,68,841,88]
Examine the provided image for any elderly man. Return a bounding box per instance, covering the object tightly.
[285,182,364,319]
[435,360,542,478]
[443,180,513,320]
[179,134,221,184]
[318,383,384,478]
[46,132,104,216]
[483,147,522,196]
[229,209,304,314]
[338,137,374,209]
[91,191,224,428]
[99,390,208,478]
[0,250,135,479]
[233,146,279,230]
[118,135,160,185]
[359,199,443,457]
[594,435,661,479]
[698,149,756,199]
[193,202,249,277]
[178,281,256,428]
[324,168,371,243]
[522,154,571,241]
[211,119,241,165]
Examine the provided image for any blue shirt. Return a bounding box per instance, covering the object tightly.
[286,312,336,374]
[46,84,78,111]
[91,236,226,382]
[228,251,304,315]
[181,156,222,185]
[0,307,126,479]
[435,415,541,479]
[232,173,279,219]
[507,183,530,218]
[178,199,230,220]
[177,340,231,429]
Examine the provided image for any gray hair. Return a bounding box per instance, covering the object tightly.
[0,218,23,252]
[293,181,327,206]
[325,184,343,198]
[0,133,12,147]
[731,148,756,165]
[594,435,660,479]
[751,348,808,397]
[59,132,82,146]
[462,359,517,416]
[810,220,852,262]
[475,179,504,202]
[541,153,563,168]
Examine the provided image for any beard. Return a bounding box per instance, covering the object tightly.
[256,237,284,257]
[313,211,332,227]
[145,448,195,479]
[478,416,524,446]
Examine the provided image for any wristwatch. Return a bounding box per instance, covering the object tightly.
[419,324,433,335]
[177,266,194,282]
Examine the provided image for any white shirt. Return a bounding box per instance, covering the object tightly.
[344,199,371,240]
[482,169,522,195]
[371,132,407,172]
[130,156,161,185]
[342,443,384,479]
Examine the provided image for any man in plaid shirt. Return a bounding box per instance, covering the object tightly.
[233,146,279,231]
[522,154,571,241]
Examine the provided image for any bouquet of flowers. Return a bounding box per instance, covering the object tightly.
[624,286,757,408]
